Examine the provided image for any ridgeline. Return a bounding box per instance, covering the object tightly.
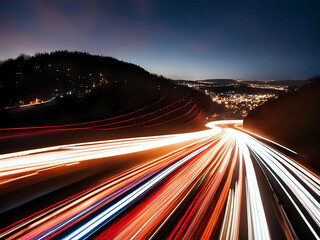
[0,51,220,128]
[244,76,320,172]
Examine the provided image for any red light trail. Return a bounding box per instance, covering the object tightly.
[0,120,319,239]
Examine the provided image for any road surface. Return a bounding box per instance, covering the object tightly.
[0,120,319,239]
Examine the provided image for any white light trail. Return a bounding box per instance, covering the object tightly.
[1,120,319,240]
[0,128,222,181]
[231,129,270,240]
[247,136,320,239]
[63,144,212,240]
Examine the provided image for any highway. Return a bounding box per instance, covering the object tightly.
[0,120,319,239]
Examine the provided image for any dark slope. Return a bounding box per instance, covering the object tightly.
[0,51,218,128]
[244,77,320,171]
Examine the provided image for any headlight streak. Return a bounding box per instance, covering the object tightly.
[234,124,297,155]
[245,135,320,239]
[234,129,270,240]
[62,144,212,240]
[1,136,216,239]
[219,141,243,240]
[0,128,221,182]
[106,131,233,240]
[0,120,319,240]
[253,151,320,239]
[219,181,240,240]
[97,136,226,240]
[186,136,237,239]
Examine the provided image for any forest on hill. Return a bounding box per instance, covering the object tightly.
[0,51,222,127]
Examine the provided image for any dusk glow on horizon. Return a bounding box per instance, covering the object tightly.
[0,0,319,80]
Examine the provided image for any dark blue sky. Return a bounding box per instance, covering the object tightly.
[0,0,319,80]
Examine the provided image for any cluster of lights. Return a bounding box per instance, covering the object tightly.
[211,93,277,116]
[175,80,290,118]
[5,65,110,108]
[247,83,288,92]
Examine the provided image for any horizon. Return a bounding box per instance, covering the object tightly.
[0,50,311,81]
[1,0,319,80]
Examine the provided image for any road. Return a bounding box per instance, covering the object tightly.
[0,120,319,239]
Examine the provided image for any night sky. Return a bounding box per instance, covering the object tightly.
[0,0,319,80]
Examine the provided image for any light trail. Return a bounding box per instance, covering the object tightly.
[0,120,319,239]
[0,95,168,131]
[0,95,202,140]
[0,128,221,181]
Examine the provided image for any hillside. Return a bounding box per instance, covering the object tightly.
[0,51,219,128]
[244,76,320,171]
